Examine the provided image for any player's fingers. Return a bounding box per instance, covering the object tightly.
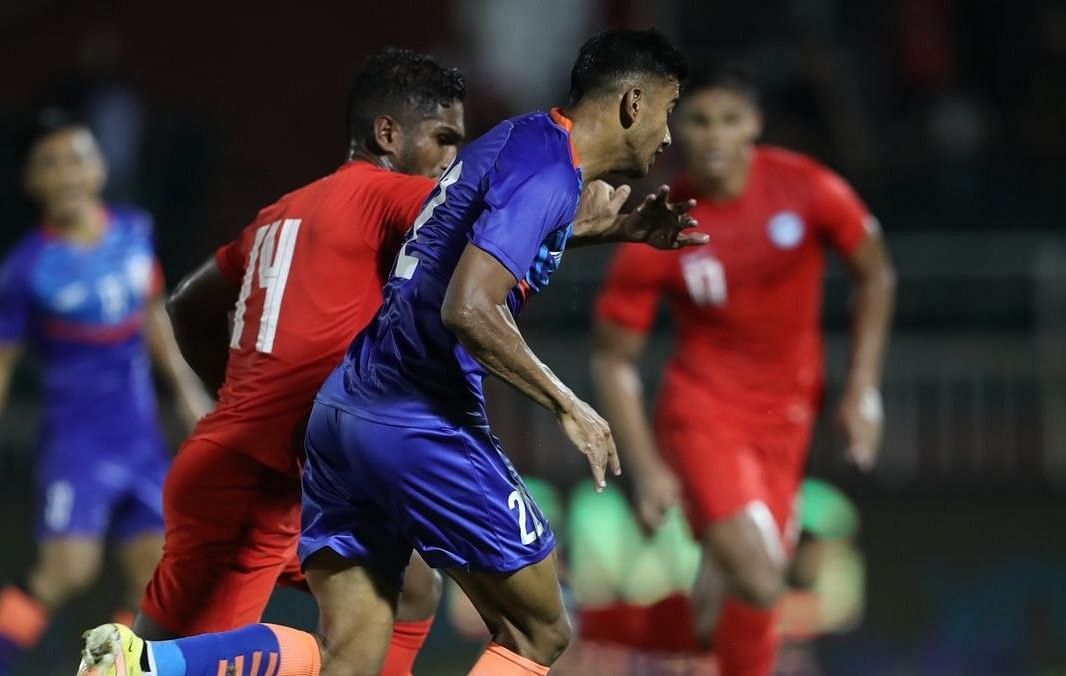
[607,440,622,476]
[669,198,698,216]
[608,184,632,212]
[676,232,710,246]
[587,452,607,491]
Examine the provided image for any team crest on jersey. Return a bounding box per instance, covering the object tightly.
[767,211,805,249]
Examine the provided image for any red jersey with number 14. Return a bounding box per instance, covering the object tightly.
[596,146,875,434]
[192,161,434,474]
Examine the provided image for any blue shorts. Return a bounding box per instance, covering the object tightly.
[300,402,556,588]
[36,427,168,541]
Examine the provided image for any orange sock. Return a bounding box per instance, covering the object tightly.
[381,617,435,676]
[112,608,136,628]
[265,624,322,676]
[0,585,49,665]
[469,642,550,675]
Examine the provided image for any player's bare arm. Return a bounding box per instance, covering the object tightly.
[592,320,681,530]
[571,181,704,249]
[147,296,214,429]
[442,243,621,490]
[0,343,21,413]
[166,257,239,396]
[837,229,896,471]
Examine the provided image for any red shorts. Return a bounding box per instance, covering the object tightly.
[655,414,811,543]
[140,438,306,635]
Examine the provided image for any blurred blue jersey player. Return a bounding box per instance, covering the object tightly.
[0,110,209,675]
[75,30,702,676]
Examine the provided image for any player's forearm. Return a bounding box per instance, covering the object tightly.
[443,298,574,416]
[591,353,663,472]
[0,344,22,415]
[844,260,895,394]
[148,302,215,416]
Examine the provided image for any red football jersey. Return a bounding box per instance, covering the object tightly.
[193,161,434,474]
[596,146,875,433]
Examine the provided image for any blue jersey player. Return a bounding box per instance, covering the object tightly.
[0,111,209,675]
[77,29,701,676]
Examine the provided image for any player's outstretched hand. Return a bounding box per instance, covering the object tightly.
[633,461,682,532]
[625,185,706,250]
[558,396,621,492]
[836,386,884,472]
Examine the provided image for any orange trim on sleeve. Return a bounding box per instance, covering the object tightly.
[550,107,582,168]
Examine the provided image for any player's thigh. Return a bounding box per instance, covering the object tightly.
[142,438,301,634]
[655,419,767,536]
[446,552,570,660]
[117,531,164,592]
[304,548,399,676]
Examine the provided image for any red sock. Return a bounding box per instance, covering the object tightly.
[468,642,550,675]
[380,617,435,676]
[712,598,778,676]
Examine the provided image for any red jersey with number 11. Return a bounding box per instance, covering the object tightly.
[192,161,434,474]
[596,146,875,434]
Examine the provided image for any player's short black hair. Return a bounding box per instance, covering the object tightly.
[347,47,465,146]
[569,28,688,104]
[686,63,760,105]
[19,106,88,162]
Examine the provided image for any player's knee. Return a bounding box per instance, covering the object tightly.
[732,563,785,609]
[33,559,100,602]
[396,565,443,622]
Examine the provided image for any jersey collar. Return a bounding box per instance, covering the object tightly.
[549,107,582,169]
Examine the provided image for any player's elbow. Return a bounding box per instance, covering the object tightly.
[440,296,483,340]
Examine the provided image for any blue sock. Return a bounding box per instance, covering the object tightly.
[149,623,281,676]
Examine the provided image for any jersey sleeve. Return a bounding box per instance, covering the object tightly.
[809,163,876,257]
[0,245,34,344]
[470,154,579,283]
[214,213,267,284]
[594,243,672,334]
[377,173,436,235]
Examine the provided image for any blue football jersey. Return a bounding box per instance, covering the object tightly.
[0,207,163,439]
[317,110,583,426]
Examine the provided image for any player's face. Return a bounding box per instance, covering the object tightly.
[24,127,106,218]
[618,77,680,178]
[396,102,466,179]
[677,87,761,181]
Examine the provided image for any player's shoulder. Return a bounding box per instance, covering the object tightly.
[0,228,47,277]
[106,204,156,239]
[757,145,855,195]
[757,145,830,177]
[489,112,580,192]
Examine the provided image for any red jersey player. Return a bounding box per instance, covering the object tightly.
[592,66,895,676]
[131,48,466,675]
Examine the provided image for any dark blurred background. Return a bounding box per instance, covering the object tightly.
[2,1,1065,674]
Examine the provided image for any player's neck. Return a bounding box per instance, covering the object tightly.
[44,201,106,244]
[560,104,613,181]
[347,145,395,172]
[692,148,754,202]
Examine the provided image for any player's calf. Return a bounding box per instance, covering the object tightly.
[450,554,572,670]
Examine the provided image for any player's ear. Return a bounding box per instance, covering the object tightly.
[371,115,402,155]
[619,87,642,129]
